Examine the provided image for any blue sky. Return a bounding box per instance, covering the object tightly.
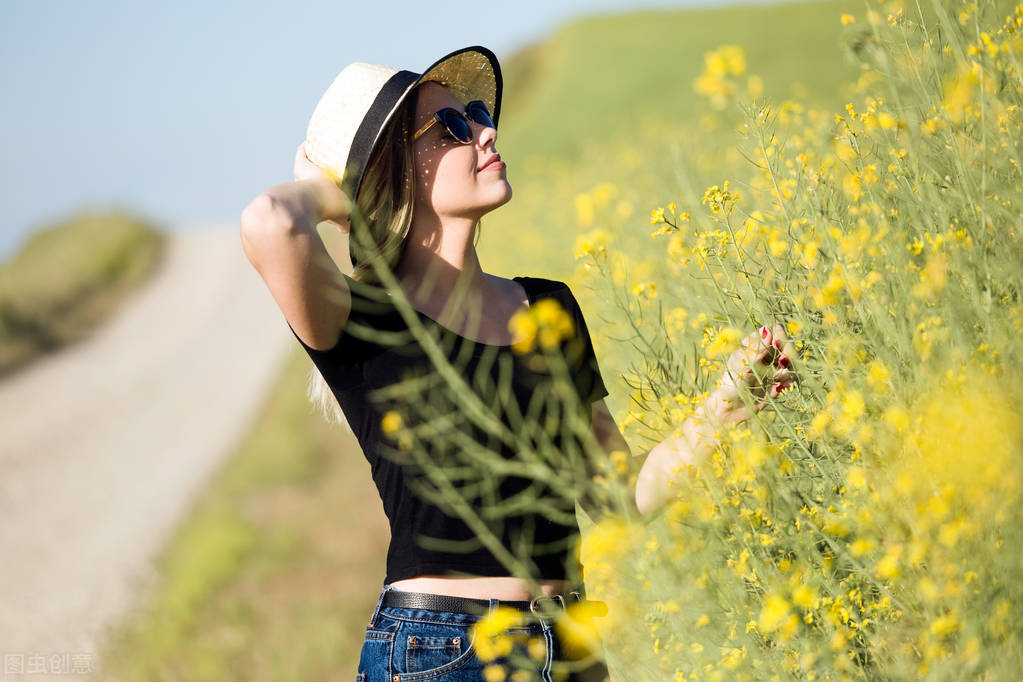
[0,0,773,259]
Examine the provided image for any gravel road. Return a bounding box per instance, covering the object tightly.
[0,224,293,681]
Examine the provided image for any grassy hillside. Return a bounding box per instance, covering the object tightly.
[0,209,165,376]
[499,0,858,162]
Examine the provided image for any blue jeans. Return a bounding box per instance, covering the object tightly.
[355,584,610,681]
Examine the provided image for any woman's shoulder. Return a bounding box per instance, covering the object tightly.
[510,274,572,300]
[287,273,411,358]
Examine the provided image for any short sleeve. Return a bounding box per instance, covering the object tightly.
[562,285,610,404]
[282,275,405,383]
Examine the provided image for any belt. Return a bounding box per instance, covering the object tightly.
[381,588,606,620]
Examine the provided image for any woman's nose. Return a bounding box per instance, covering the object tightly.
[475,121,497,149]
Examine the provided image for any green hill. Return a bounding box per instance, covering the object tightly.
[481,0,863,281]
[499,0,859,162]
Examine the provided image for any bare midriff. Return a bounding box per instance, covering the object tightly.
[388,575,571,601]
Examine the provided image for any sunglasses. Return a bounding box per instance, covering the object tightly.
[412,100,495,144]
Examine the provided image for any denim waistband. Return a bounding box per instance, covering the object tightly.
[369,584,603,630]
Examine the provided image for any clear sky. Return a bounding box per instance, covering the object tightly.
[0,0,773,259]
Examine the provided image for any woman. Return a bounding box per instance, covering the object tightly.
[240,46,794,682]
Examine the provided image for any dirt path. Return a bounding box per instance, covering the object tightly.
[0,224,293,681]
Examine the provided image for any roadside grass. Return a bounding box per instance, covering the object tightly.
[99,349,390,681]
[0,209,165,377]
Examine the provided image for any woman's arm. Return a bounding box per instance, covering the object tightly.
[239,144,355,351]
[587,324,795,519]
[245,142,351,235]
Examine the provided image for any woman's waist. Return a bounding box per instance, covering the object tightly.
[387,574,573,601]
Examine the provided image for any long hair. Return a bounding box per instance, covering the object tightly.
[306,81,483,427]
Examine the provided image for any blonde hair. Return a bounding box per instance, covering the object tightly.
[307,81,482,427]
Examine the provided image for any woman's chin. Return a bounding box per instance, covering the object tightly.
[491,183,513,209]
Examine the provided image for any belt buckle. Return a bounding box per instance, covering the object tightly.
[529,593,565,620]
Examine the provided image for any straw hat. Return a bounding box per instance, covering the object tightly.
[304,45,503,205]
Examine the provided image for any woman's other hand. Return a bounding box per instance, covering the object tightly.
[705,322,797,426]
[635,323,798,516]
[293,142,351,233]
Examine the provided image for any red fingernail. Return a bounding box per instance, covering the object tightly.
[773,339,782,350]
[779,355,789,368]
[761,327,768,338]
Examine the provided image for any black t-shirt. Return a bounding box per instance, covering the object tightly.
[286,274,609,585]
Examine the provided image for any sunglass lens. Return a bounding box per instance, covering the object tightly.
[467,101,495,128]
[441,109,472,143]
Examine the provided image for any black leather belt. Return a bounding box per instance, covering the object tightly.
[381,587,603,620]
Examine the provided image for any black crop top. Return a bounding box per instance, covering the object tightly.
[286,274,609,585]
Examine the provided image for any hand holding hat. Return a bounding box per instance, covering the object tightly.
[293,142,351,233]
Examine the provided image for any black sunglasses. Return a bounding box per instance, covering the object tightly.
[411,100,495,144]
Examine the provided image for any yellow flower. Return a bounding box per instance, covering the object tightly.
[706,326,742,359]
[381,411,403,435]
[884,405,910,433]
[631,281,657,299]
[941,63,980,123]
[591,182,617,208]
[850,538,874,557]
[574,192,595,227]
[703,45,746,77]
[573,228,612,260]
[875,547,902,580]
[758,594,793,634]
[472,606,525,662]
[701,181,740,215]
[532,299,575,349]
[508,309,538,354]
[866,360,890,390]
[554,600,607,661]
[747,74,764,97]
[482,663,507,682]
[930,611,961,637]
[840,13,855,24]
[792,585,817,609]
[847,466,867,488]
[800,241,820,269]
[526,634,546,661]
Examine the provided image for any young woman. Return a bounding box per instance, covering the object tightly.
[240,46,794,682]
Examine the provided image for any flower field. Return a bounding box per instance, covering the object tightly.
[564,1,1023,679]
[459,0,1023,679]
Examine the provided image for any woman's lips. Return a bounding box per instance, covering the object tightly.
[480,160,506,171]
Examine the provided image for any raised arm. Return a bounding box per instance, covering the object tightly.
[584,324,796,520]
[634,323,795,516]
[239,143,354,351]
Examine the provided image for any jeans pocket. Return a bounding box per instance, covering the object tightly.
[394,622,479,681]
[406,634,464,673]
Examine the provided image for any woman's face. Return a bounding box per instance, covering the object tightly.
[411,82,512,222]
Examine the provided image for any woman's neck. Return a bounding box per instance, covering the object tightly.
[393,213,489,323]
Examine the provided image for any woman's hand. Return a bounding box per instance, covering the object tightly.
[704,322,797,427]
[293,142,351,233]
[635,323,798,517]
